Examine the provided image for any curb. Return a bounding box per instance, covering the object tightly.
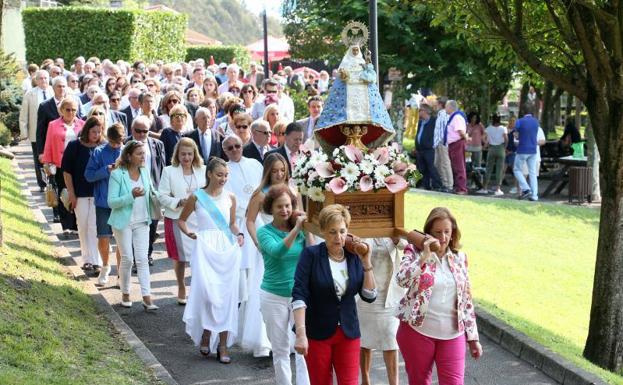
[476,307,607,385]
[11,155,178,385]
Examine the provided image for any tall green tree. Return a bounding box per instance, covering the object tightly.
[426,0,623,373]
[282,0,514,114]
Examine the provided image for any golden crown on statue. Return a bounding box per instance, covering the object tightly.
[341,21,369,47]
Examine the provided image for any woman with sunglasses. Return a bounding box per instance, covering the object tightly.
[159,90,193,133]
[41,97,84,233]
[109,90,122,111]
[160,104,191,165]
[272,120,288,147]
[107,140,159,311]
[241,84,257,113]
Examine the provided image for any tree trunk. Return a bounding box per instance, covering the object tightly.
[518,81,530,116]
[583,107,623,371]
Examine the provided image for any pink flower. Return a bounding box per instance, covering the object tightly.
[418,273,435,290]
[391,142,403,152]
[384,174,408,193]
[344,145,364,163]
[328,177,348,194]
[315,162,335,178]
[372,147,390,165]
[393,161,408,176]
[359,175,373,192]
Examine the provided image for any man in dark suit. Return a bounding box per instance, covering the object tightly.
[121,88,142,131]
[130,116,166,265]
[36,77,67,158]
[266,121,305,176]
[296,95,323,142]
[415,104,442,190]
[243,119,274,165]
[185,107,222,162]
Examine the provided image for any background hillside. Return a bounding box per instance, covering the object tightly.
[150,0,284,45]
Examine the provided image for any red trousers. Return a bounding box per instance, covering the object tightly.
[448,139,467,193]
[396,322,466,385]
[305,327,360,385]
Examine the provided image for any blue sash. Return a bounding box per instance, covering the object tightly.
[194,189,234,244]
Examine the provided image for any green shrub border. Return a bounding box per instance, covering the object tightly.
[22,7,187,64]
[185,45,251,70]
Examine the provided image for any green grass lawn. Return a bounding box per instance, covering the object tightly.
[405,191,623,384]
[0,158,160,385]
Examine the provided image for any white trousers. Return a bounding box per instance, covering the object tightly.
[113,222,150,296]
[260,290,309,385]
[74,197,102,266]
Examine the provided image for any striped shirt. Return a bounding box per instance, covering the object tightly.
[433,109,449,148]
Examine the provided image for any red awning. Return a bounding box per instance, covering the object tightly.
[246,36,290,62]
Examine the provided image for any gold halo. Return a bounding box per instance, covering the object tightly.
[341,21,369,48]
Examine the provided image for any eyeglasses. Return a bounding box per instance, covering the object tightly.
[225,144,242,151]
[235,125,249,130]
[168,99,180,104]
[64,108,77,112]
[245,89,255,94]
[254,129,271,136]
[145,83,155,87]
[265,89,277,94]
[134,129,149,134]
[171,113,186,119]
[69,79,78,83]
[276,132,286,137]
[131,80,141,84]
[93,112,105,116]
[110,98,120,102]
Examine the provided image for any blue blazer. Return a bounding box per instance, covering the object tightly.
[107,167,155,230]
[292,242,375,340]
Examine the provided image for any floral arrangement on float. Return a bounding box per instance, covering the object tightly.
[292,142,421,202]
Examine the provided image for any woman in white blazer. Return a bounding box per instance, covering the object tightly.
[158,137,206,304]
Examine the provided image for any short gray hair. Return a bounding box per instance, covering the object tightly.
[195,107,212,119]
[52,76,67,87]
[446,100,458,112]
[35,69,49,80]
[251,119,270,132]
[132,115,151,131]
[222,134,242,148]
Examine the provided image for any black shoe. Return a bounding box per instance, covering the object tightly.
[39,186,45,192]
[132,264,137,274]
[519,190,531,200]
[148,257,154,266]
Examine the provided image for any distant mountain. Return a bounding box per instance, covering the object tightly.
[149,0,284,45]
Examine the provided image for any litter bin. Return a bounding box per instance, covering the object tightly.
[568,166,592,203]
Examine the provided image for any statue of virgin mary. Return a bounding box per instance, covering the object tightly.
[314,21,395,153]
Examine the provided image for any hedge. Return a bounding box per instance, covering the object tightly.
[185,45,250,70]
[22,7,188,65]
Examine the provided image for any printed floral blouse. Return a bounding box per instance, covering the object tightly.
[395,244,479,341]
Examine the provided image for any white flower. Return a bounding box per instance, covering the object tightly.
[341,162,360,183]
[299,185,308,196]
[374,165,391,179]
[309,151,324,165]
[308,186,325,202]
[360,159,375,175]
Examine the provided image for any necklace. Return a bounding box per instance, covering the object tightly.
[182,168,196,194]
[328,248,345,263]
[233,161,255,194]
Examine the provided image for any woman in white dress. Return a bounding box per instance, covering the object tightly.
[158,138,206,304]
[357,237,407,385]
[241,153,302,356]
[177,157,244,364]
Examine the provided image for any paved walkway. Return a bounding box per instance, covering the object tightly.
[12,142,557,384]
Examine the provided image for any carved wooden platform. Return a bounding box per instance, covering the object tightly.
[304,188,405,238]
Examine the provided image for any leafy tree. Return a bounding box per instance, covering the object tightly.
[425,0,623,373]
[282,0,514,118]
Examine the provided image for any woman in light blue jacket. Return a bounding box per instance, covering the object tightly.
[108,140,159,311]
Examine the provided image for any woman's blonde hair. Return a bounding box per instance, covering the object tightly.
[171,137,204,167]
[319,204,351,231]
[115,139,143,169]
[59,97,78,113]
[263,103,280,123]
[186,87,204,105]
[423,207,461,253]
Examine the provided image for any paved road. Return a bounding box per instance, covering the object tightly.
[12,142,556,385]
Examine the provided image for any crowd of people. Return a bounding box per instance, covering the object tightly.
[18,55,484,385]
[413,97,550,202]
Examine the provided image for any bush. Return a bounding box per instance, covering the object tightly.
[0,121,11,146]
[22,7,187,64]
[185,45,251,70]
[0,50,22,137]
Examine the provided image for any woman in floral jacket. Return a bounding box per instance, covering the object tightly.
[395,207,482,385]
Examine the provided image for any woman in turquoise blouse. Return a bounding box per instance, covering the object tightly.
[108,140,158,311]
[257,184,313,385]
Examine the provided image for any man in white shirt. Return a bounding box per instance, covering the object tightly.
[186,107,222,161]
[73,56,85,77]
[296,95,323,141]
[21,63,39,93]
[222,135,263,314]
[121,88,142,131]
[218,63,244,95]
[20,69,52,191]
[266,122,305,176]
